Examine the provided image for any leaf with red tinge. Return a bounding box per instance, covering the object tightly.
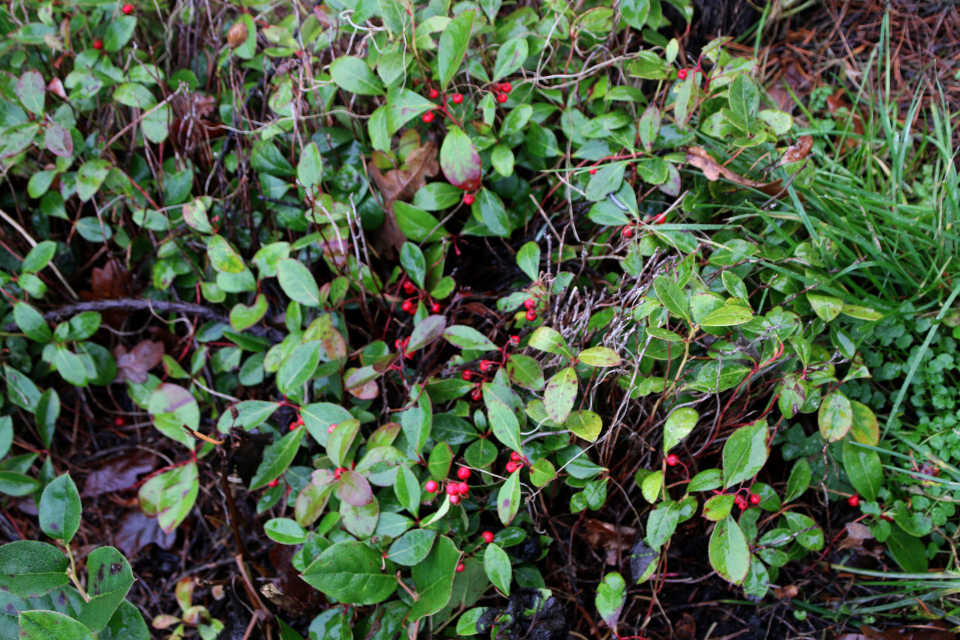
[44,123,73,157]
[440,126,481,191]
[114,510,176,557]
[114,340,164,383]
[544,366,577,424]
[82,450,157,497]
[336,469,374,506]
[407,315,446,352]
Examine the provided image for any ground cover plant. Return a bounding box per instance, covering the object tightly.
[0,0,959,637]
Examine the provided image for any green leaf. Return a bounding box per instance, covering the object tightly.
[251,140,294,177]
[264,518,307,545]
[278,342,321,394]
[645,500,680,549]
[14,302,51,342]
[654,276,690,322]
[428,442,453,482]
[700,305,753,327]
[498,468,521,526]
[729,73,759,121]
[0,122,39,159]
[17,70,45,116]
[638,103,660,151]
[842,441,882,502]
[394,464,421,516]
[388,529,436,566]
[529,458,556,487]
[784,459,811,503]
[595,572,625,632]
[207,235,244,273]
[444,325,498,351]
[515,241,540,281]
[565,410,602,442]
[505,354,544,391]
[482,383,523,454]
[79,547,134,632]
[297,142,323,191]
[103,15,136,51]
[0,472,41,496]
[664,407,697,453]
[53,347,88,386]
[138,461,198,533]
[39,474,80,543]
[807,292,843,322]
[22,241,57,274]
[277,258,320,307]
[0,540,69,598]
[394,202,449,242]
[330,55,384,95]
[148,383,198,447]
[849,400,879,446]
[483,543,511,595]
[475,187,509,236]
[302,541,397,605]
[400,242,426,289]
[688,468,723,492]
[493,37,528,81]
[19,611,94,640]
[216,400,279,433]
[230,294,268,332]
[585,161,626,202]
[0,416,11,459]
[250,427,304,490]
[722,419,769,489]
[409,536,460,620]
[818,392,852,442]
[401,387,432,456]
[440,126,482,191]
[438,10,475,89]
[544,367,578,424]
[528,327,572,357]
[76,160,111,202]
[578,346,621,367]
[490,144,514,177]
[703,494,735,521]
[708,516,750,584]
[408,315,446,352]
[886,524,928,573]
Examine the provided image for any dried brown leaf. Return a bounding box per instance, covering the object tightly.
[779,135,813,165]
[686,146,787,198]
[82,450,157,497]
[369,140,440,256]
[580,518,637,565]
[227,21,248,49]
[114,340,165,384]
[114,510,176,556]
[81,258,132,302]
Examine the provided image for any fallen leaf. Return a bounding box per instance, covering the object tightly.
[579,518,637,566]
[686,146,788,198]
[47,78,66,100]
[369,140,439,256]
[779,135,813,165]
[227,21,248,49]
[675,612,696,640]
[81,258,132,302]
[773,584,799,600]
[114,340,165,384]
[114,510,176,556]
[82,449,157,497]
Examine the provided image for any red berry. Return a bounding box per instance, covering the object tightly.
[403,281,416,294]
[334,468,343,480]
[425,480,439,493]
[500,82,512,93]
[589,167,597,175]
[431,302,441,313]
[328,423,337,434]
[395,339,404,350]
[401,299,414,313]
[121,3,133,14]
[622,227,633,238]
[114,416,125,427]
[93,39,103,50]
[736,497,747,510]
[452,93,463,104]
[524,298,537,310]
[422,111,435,123]
[510,335,520,345]
[510,451,521,462]
[289,421,299,431]
[497,92,508,103]
[446,484,459,496]
[462,370,473,381]
[525,310,537,322]
[749,493,762,505]
[449,494,461,505]
[298,416,304,425]
[268,479,279,488]
[665,454,679,466]
[429,88,439,99]
[849,495,860,507]
[653,213,667,225]
[471,388,482,401]
[505,461,518,473]
[456,562,465,573]
[463,193,475,205]
[481,531,494,544]
[479,360,492,372]
[457,482,469,494]
[678,68,688,80]
[457,467,471,480]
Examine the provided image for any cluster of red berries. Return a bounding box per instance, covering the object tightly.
[425,87,465,105]
[288,416,305,431]
[424,467,472,504]
[333,467,347,480]
[494,82,512,103]
[399,279,441,314]
[523,297,539,322]
[505,451,526,473]
[734,491,762,511]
